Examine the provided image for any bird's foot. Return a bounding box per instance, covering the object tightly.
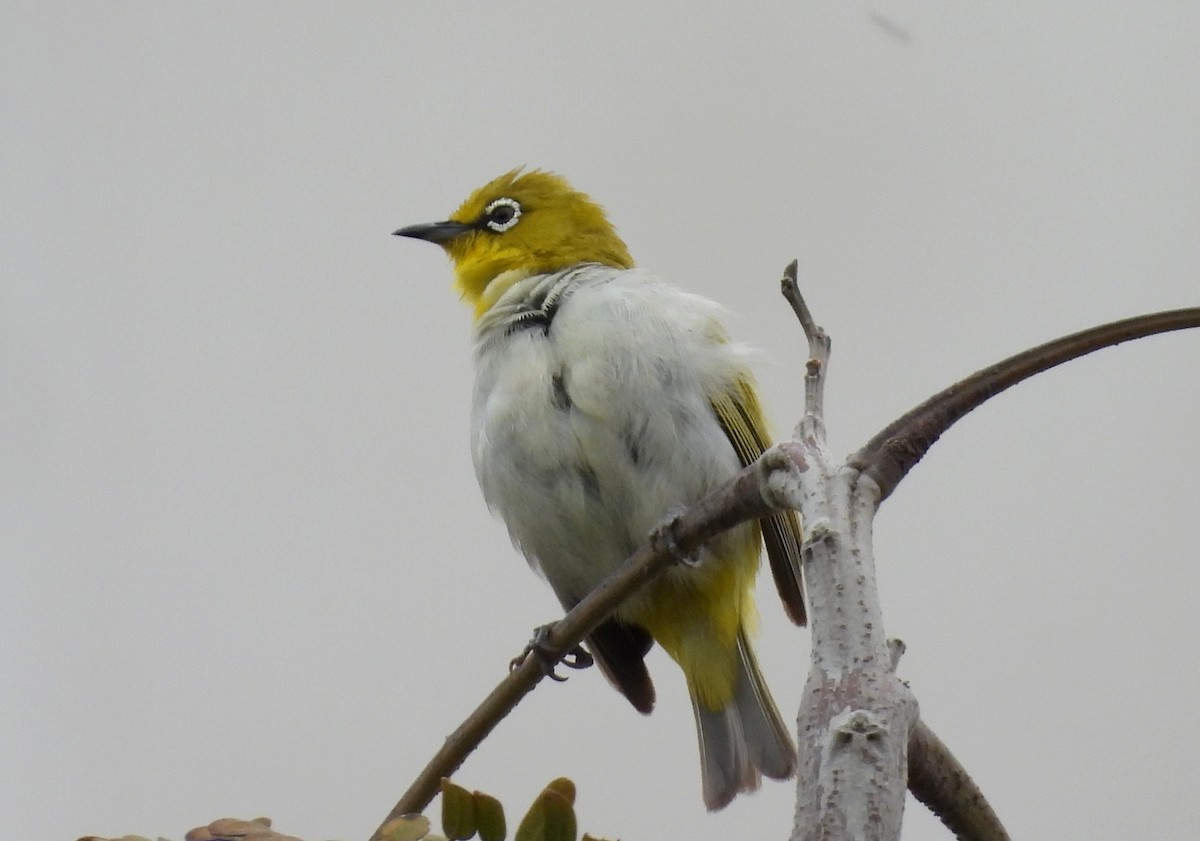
[649,505,702,567]
[510,623,594,681]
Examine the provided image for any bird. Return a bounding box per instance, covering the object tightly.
[393,169,805,811]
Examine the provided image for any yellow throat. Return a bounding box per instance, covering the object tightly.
[393,169,635,318]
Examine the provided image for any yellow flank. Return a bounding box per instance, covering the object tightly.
[445,169,635,315]
[634,378,770,710]
[634,527,761,711]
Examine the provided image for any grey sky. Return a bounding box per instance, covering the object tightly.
[3,3,1198,840]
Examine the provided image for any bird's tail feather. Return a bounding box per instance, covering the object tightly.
[693,629,797,811]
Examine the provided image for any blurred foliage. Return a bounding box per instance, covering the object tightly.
[79,777,615,841]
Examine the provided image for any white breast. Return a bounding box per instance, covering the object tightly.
[470,265,752,611]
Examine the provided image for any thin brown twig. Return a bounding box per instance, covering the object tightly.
[851,308,1200,500]
[780,260,832,428]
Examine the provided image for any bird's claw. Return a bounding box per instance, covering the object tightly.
[650,505,700,566]
[510,623,594,681]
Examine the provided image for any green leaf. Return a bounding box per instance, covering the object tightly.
[379,813,432,841]
[441,779,478,841]
[515,790,576,841]
[543,778,576,807]
[473,791,507,841]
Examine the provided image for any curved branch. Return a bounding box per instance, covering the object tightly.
[849,308,1200,500]
[908,719,1009,841]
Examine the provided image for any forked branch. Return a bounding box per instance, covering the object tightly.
[780,265,1196,840]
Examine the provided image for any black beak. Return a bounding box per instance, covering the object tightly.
[392,220,473,244]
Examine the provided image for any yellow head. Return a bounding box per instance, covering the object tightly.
[394,169,635,316]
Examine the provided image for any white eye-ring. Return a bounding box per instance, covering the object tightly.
[483,197,522,232]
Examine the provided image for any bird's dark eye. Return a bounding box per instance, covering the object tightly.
[483,197,522,232]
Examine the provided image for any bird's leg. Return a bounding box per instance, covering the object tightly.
[510,622,594,681]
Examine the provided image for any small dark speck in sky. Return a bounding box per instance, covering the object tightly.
[871,12,915,44]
